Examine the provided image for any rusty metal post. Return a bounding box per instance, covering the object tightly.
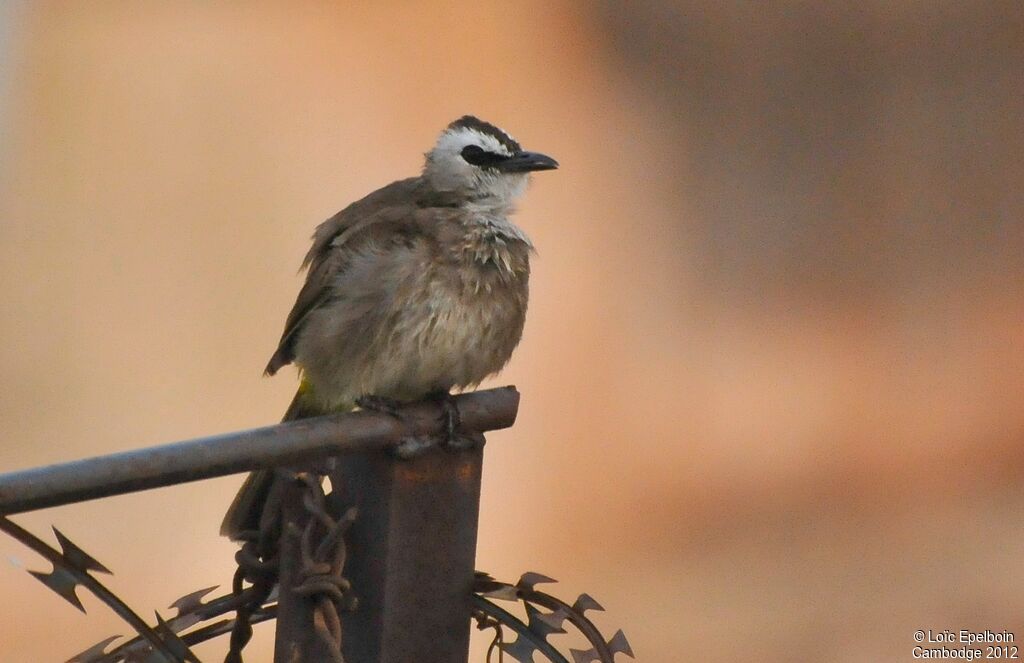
[273,445,484,663]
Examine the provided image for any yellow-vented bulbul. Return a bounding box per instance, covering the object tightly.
[221,116,558,540]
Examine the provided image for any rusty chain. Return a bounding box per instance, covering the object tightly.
[286,471,358,662]
[224,467,357,663]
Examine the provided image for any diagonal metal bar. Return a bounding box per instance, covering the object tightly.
[0,517,193,662]
[69,587,278,662]
[0,386,519,515]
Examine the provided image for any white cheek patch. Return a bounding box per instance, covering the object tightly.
[425,125,527,205]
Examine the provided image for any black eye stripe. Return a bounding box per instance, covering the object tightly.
[461,145,510,168]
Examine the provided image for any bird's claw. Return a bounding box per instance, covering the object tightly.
[356,394,406,420]
[434,392,461,439]
[429,392,485,451]
[363,392,484,457]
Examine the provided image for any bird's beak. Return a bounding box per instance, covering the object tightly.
[497,150,559,173]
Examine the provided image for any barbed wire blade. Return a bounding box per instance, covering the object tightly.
[29,566,87,612]
[526,603,567,638]
[53,528,112,575]
[569,630,634,663]
[165,612,201,635]
[569,647,598,663]
[65,635,122,662]
[479,584,519,602]
[500,634,542,663]
[517,572,557,591]
[572,593,604,615]
[607,630,634,658]
[168,585,218,617]
[152,611,201,663]
[474,571,513,597]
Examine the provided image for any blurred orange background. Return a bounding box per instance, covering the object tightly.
[1,3,1023,661]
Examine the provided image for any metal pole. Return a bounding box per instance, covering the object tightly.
[0,387,518,514]
[273,445,485,663]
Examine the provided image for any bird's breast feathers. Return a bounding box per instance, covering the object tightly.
[459,215,531,289]
[397,220,531,386]
[294,215,530,407]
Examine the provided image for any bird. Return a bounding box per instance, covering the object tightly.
[220,115,558,540]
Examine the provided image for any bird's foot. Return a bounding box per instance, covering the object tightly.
[356,394,406,420]
[428,391,485,452]
[360,392,483,457]
[359,395,432,458]
[430,391,461,439]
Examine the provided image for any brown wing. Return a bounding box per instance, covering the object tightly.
[264,177,449,375]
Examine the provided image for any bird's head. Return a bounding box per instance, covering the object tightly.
[423,115,558,204]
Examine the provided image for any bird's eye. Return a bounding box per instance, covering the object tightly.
[461,145,507,168]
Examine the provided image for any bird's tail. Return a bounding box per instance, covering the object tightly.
[219,386,320,540]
